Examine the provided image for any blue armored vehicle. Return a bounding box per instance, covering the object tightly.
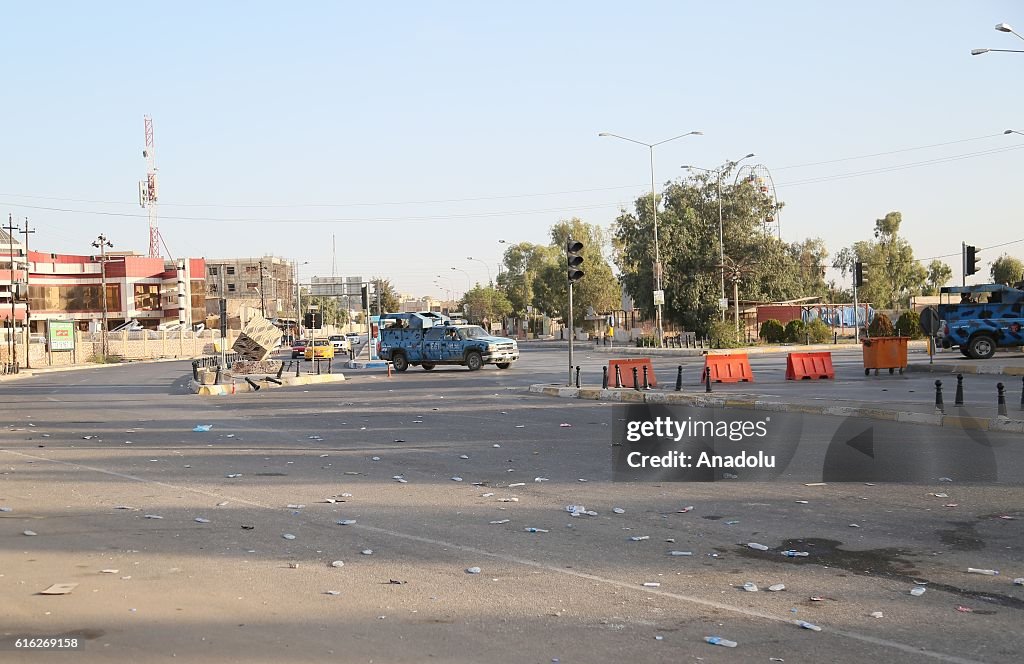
[937,284,1024,359]
[378,312,519,372]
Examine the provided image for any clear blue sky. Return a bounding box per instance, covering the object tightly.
[1,1,1021,297]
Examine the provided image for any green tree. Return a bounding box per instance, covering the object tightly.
[924,260,953,295]
[834,212,927,308]
[304,291,349,327]
[788,238,830,299]
[497,242,558,317]
[369,278,401,315]
[614,165,803,337]
[460,285,512,325]
[990,254,1024,286]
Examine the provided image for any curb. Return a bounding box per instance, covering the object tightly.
[347,360,390,369]
[907,362,1024,377]
[189,373,346,396]
[527,384,1024,432]
[586,343,921,357]
[0,356,193,382]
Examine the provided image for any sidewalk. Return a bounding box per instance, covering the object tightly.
[907,352,1024,376]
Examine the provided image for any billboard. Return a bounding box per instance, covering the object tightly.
[48,321,76,351]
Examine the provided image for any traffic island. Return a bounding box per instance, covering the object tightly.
[189,371,345,396]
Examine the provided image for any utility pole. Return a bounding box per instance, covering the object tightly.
[92,234,113,358]
[21,218,34,369]
[5,214,19,371]
[258,260,267,316]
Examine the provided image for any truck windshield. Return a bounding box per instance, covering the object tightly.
[458,326,489,339]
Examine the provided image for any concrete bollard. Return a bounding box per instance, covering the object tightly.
[575,365,581,388]
[244,377,261,391]
[602,366,609,389]
[955,374,964,406]
[614,364,622,389]
[675,365,683,391]
[934,380,944,414]
[997,382,1008,417]
[642,365,650,390]
[632,366,640,391]
[704,366,712,393]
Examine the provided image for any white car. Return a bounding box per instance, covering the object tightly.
[328,335,351,353]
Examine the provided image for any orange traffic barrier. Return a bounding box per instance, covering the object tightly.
[608,358,657,388]
[700,353,754,383]
[785,351,835,380]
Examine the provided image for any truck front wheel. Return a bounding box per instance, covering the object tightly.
[422,363,435,371]
[496,362,511,370]
[392,353,409,372]
[967,334,996,360]
[465,351,482,371]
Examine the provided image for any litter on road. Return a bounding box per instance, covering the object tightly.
[282,534,296,540]
[911,587,927,596]
[642,582,660,587]
[330,561,344,568]
[704,636,738,648]
[337,519,357,526]
[748,542,769,551]
[466,567,482,574]
[40,583,78,595]
[742,582,758,592]
[768,584,786,592]
[194,517,211,523]
[192,425,213,432]
[23,530,37,536]
[967,568,999,575]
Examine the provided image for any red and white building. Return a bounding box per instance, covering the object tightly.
[0,230,206,333]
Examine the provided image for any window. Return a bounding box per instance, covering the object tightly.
[133,284,161,311]
[227,283,236,292]
[208,266,219,276]
[247,282,258,291]
[226,266,235,276]
[208,284,218,293]
[29,284,120,312]
[423,328,444,341]
[246,265,258,274]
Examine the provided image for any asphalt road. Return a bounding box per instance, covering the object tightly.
[1,348,1023,663]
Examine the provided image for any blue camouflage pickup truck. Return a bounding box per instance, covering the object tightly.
[937,284,1024,359]
[378,312,519,372]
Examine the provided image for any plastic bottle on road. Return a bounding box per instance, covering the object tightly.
[967,568,999,575]
[704,636,738,648]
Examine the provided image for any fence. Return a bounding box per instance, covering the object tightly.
[0,328,244,370]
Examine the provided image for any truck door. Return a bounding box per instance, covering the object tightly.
[442,327,463,361]
[421,327,444,361]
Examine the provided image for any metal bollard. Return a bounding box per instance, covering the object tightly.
[192,362,199,381]
[266,377,282,385]
[244,377,261,391]
[614,364,622,388]
[328,358,333,374]
[602,366,609,389]
[1020,376,1024,412]
[575,365,581,388]
[834,331,838,345]
[997,382,1007,417]
[632,366,640,391]
[955,374,964,406]
[934,380,944,414]
[316,358,321,375]
[214,365,222,385]
[675,365,682,391]
[704,366,712,393]
[642,365,650,390]
[276,362,286,379]
[296,359,301,377]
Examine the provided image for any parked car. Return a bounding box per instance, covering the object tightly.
[290,339,308,359]
[304,338,335,360]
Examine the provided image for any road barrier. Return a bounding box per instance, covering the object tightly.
[700,353,754,384]
[785,351,835,380]
[608,358,657,388]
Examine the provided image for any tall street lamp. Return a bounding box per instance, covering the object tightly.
[466,256,492,285]
[682,154,756,321]
[92,234,113,358]
[1005,129,1024,137]
[599,130,703,345]
[972,22,1024,55]
[450,266,472,295]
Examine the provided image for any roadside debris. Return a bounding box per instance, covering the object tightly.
[524,527,549,533]
[795,620,821,631]
[490,519,510,525]
[40,583,78,595]
[330,560,345,568]
[910,587,926,596]
[282,534,296,540]
[23,530,37,536]
[870,611,884,618]
[612,508,626,514]
[194,517,211,523]
[967,568,999,576]
[361,549,373,555]
[768,584,786,592]
[466,567,482,574]
[748,543,769,551]
[337,519,357,526]
[742,582,758,592]
[192,424,213,432]
[704,636,738,648]
[669,551,693,556]
[642,582,660,587]
[629,536,650,542]
[782,550,809,557]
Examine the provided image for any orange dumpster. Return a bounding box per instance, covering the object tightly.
[861,336,908,375]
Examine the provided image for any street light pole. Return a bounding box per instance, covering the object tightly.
[450,266,472,296]
[599,130,702,346]
[466,256,492,285]
[971,21,1024,55]
[92,234,113,359]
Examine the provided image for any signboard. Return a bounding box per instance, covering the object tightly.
[48,320,76,351]
[919,306,940,336]
[719,298,729,310]
[232,315,281,361]
[653,290,665,306]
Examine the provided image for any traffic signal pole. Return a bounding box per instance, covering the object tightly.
[567,280,575,386]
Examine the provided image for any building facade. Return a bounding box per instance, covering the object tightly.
[205,256,296,323]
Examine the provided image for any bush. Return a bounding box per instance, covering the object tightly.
[894,311,923,339]
[868,312,895,337]
[783,319,806,343]
[759,319,785,344]
[807,318,832,344]
[709,321,740,349]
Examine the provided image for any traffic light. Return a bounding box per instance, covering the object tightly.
[965,245,980,276]
[566,237,584,283]
[360,285,369,310]
[854,261,868,288]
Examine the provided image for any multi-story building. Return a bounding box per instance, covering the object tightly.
[0,228,29,331]
[204,256,297,324]
[25,251,205,332]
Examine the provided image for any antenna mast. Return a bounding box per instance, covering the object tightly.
[139,115,161,257]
